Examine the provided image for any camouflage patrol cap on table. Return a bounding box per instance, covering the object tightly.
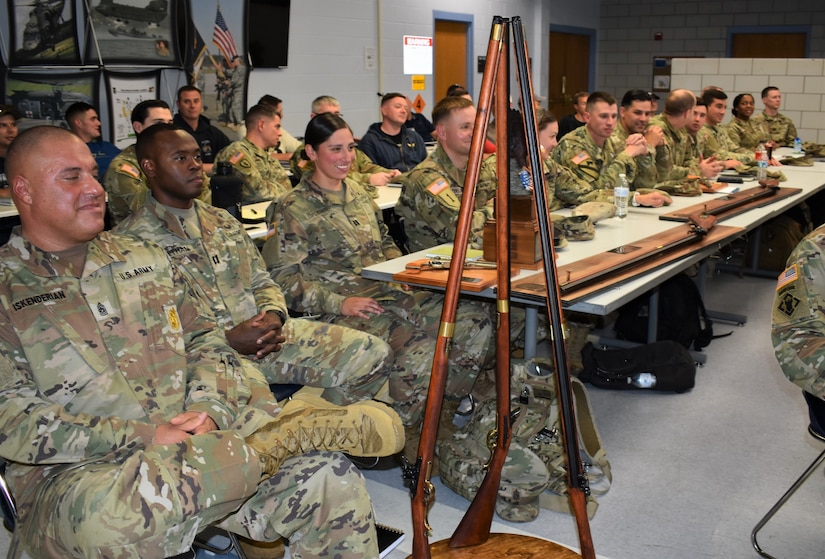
[779,155,814,166]
[550,214,595,241]
[571,201,616,223]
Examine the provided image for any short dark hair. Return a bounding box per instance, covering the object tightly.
[695,99,707,109]
[131,99,170,124]
[135,122,184,164]
[176,85,201,100]
[431,96,473,126]
[64,102,97,125]
[620,89,653,109]
[446,83,465,97]
[245,104,278,128]
[731,93,754,118]
[446,86,470,98]
[585,91,616,111]
[7,126,76,178]
[381,92,405,105]
[304,113,351,150]
[537,110,557,130]
[702,88,728,106]
[572,91,589,104]
[258,95,283,111]
[761,86,779,99]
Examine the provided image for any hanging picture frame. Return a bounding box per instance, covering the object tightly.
[186,0,247,140]
[7,0,81,66]
[5,71,99,131]
[85,0,179,65]
[105,71,162,149]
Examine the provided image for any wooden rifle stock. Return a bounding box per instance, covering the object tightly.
[406,18,506,559]
[449,19,512,549]
[512,18,597,559]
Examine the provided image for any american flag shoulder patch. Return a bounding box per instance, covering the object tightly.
[229,151,245,165]
[776,264,798,291]
[426,178,450,195]
[118,163,140,179]
[571,152,590,165]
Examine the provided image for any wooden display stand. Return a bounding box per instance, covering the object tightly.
[411,533,581,559]
[482,195,542,269]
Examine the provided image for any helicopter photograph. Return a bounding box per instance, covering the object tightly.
[87,0,177,63]
[5,74,97,131]
[8,0,80,65]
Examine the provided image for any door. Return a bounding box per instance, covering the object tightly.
[731,33,806,58]
[547,32,591,120]
[435,20,468,102]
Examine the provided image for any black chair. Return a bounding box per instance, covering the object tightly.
[0,458,246,559]
[751,391,825,558]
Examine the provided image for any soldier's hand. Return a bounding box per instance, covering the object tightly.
[623,135,649,157]
[724,159,744,170]
[699,155,724,178]
[226,310,286,358]
[369,171,401,186]
[644,125,665,147]
[342,297,385,319]
[635,192,669,208]
[154,412,217,444]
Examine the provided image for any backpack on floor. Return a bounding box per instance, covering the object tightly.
[614,273,726,351]
[580,341,697,393]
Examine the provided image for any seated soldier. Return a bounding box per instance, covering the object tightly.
[104,99,210,225]
[697,88,754,169]
[0,125,403,559]
[359,92,428,172]
[214,104,293,204]
[395,96,497,251]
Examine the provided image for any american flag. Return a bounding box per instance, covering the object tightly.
[212,4,239,61]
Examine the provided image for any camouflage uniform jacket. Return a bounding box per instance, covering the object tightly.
[649,114,697,182]
[395,144,497,252]
[752,111,798,147]
[605,121,662,189]
[772,225,825,399]
[263,173,403,315]
[551,124,639,203]
[103,144,211,225]
[290,146,390,189]
[697,123,755,164]
[214,138,292,204]
[725,116,769,153]
[0,229,276,515]
[116,195,288,330]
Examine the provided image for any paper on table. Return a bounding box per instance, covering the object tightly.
[425,245,484,261]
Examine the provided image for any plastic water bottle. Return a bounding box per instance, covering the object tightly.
[614,173,629,219]
[630,372,657,389]
[755,144,768,181]
[793,137,803,154]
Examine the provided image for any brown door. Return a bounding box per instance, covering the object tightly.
[547,32,591,120]
[435,20,469,103]
[731,33,806,58]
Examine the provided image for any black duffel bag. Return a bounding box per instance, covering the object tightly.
[579,341,696,393]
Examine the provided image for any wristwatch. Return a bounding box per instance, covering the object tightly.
[274,309,288,325]
[631,192,641,207]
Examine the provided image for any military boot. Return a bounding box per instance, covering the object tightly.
[246,392,405,476]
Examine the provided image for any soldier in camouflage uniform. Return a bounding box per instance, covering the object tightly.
[697,89,754,168]
[263,113,495,426]
[726,93,771,154]
[772,224,825,400]
[213,104,292,204]
[103,99,210,226]
[605,89,666,190]
[0,126,403,559]
[752,86,798,147]
[396,96,497,251]
[117,124,391,406]
[552,92,670,207]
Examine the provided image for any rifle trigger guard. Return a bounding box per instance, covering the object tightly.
[484,428,498,471]
[423,462,435,535]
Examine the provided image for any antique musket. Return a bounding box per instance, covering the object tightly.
[659,181,781,222]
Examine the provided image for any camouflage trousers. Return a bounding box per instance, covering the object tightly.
[260,317,391,405]
[323,290,495,427]
[13,438,377,559]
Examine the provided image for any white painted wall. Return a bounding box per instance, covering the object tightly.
[671,57,825,143]
[246,0,600,139]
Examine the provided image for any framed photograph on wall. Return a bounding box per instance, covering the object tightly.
[105,71,161,149]
[7,0,81,66]
[186,0,247,140]
[5,71,98,131]
[86,0,179,65]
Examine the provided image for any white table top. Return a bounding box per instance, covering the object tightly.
[0,200,18,220]
[362,161,825,315]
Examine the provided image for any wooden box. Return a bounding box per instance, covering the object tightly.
[482,218,542,269]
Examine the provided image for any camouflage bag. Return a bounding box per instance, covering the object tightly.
[437,358,610,522]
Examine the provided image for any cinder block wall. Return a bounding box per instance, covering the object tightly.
[671,58,825,144]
